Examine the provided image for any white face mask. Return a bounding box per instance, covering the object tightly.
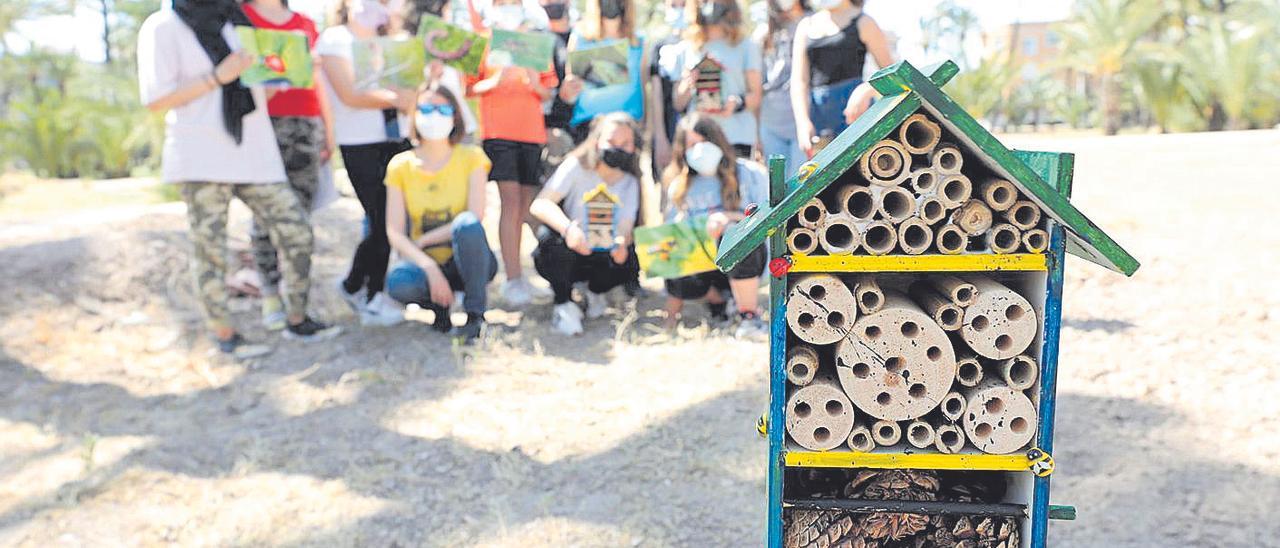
[685,141,724,176]
[350,0,391,30]
[775,0,797,10]
[664,6,687,29]
[416,112,454,140]
[809,0,841,10]
[488,5,527,30]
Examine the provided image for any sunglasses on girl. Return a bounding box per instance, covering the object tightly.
[417,103,455,116]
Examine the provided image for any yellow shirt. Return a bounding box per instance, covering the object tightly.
[384,145,491,263]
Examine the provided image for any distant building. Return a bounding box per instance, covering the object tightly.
[982,20,1089,94]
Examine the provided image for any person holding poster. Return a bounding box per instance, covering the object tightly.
[660,115,767,340]
[317,0,418,326]
[241,0,335,331]
[529,113,643,336]
[670,0,762,159]
[470,0,559,308]
[563,0,645,143]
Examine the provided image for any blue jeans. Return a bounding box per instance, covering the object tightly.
[760,125,806,176]
[810,77,862,138]
[385,212,498,315]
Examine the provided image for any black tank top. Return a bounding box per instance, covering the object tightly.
[805,14,866,87]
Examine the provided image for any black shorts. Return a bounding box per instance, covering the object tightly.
[483,139,543,186]
[664,242,768,300]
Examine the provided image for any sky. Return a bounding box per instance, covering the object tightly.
[11,0,1073,64]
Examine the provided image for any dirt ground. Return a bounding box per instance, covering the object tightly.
[1,130,1278,547]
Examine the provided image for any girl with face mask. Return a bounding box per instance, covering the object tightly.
[530,113,644,336]
[670,0,763,159]
[647,0,686,178]
[790,0,894,157]
[753,0,808,174]
[660,115,769,340]
[317,0,420,327]
[561,0,645,143]
[384,85,497,344]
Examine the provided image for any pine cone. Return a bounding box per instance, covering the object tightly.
[861,512,930,542]
[785,510,863,548]
[953,516,976,540]
[975,517,996,539]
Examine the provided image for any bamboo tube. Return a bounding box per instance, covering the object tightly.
[906,419,936,449]
[860,220,898,256]
[1003,200,1042,230]
[847,421,876,452]
[985,223,1022,254]
[858,140,912,186]
[787,227,819,255]
[951,200,994,236]
[798,197,827,230]
[931,275,977,307]
[935,224,968,255]
[786,274,858,345]
[909,168,939,195]
[871,419,902,446]
[997,354,1039,391]
[934,423,966,454]
[818,215,861,255]
[897,217,934,256]
[899,113,942,155]
[853,276,885,315]
[908,282,962,331]
[930,142,964,174]
[955,353,984,388]
[978,179,1018,212]
[875,186,917,223]
[787,345,821,386]
[960,277,1039,360]
[836,184,876,220]
[937,173,973,208]
[786,377,857,451]
[1022,228,1049,253]
[917,195,946,224]
[940,391,967,422]
[962,379,1038,454]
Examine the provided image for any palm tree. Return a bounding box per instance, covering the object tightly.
[1056,0,1164,134]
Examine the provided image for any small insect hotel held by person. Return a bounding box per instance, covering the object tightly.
[716,60,1140,548]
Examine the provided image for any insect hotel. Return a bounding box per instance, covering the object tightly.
[716,60,1139,548]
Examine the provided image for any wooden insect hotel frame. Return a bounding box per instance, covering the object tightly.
[717,60,1139,548]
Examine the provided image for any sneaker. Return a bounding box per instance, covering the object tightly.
[707,301,731,325]
[584,290,608,320]
[283,317,342,342]
[335,278,367,313]
[734,311,769,341]
[502,278,532,308]
[449,313,484,344]
[216,333,273,359]
[552,302,584,336]
[525,278,554,300]
[260,295,287,331]
[623,278,643,298]
[360,292,405,327]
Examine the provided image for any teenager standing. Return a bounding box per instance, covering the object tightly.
[670,0,762,159]
[754,0,807,173]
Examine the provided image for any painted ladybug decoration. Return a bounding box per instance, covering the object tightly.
[768,257,792,278]
[264,54,286,74]
[744,202,759,217]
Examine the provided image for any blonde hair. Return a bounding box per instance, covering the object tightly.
[578,0,638,43]
[683,0,746,47]
[663,115,740,212]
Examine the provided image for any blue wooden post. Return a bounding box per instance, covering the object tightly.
[766,155,788,548]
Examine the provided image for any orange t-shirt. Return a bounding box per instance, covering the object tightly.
[472,65,558,144]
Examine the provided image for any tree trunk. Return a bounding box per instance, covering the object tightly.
[1101,72,1121,136]
[100,0,112,64]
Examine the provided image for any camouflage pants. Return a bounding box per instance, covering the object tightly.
[181,181,314,330]
[251,116,323,296]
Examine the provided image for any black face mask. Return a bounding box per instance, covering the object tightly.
[417,0,449,17]
[698,1,729,25]
[600,0,625,19]
[542,1,568,20]
[600,147,635,170]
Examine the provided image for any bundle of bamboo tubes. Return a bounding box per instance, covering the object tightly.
[786,112,1051,257]
[783,273,1043,455]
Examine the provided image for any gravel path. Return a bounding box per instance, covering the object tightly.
[1,130,1277,547]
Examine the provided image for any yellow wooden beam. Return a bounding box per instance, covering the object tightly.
[785,451,1031,471]
[789,253,1047,273]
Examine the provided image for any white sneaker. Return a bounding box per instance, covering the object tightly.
[502,278,532,308]
[525,278,554,300]
[360,292,405,327]
[733,311,769,341]
[585,290,608,320]
[335,278,367,313]
[552,302,584,335]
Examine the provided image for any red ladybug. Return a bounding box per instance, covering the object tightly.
[264,54,286,74]
[744,202,759,217]
[768,257,792,278]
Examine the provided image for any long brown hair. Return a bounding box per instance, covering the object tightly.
[663,114,740,212]
[763,0,806,53]
[578,0,637,43]
[409,83,467,145]
[572,112,647,224]
[683,0,746,47]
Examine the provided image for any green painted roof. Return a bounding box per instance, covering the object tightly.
[715,59,1139,276]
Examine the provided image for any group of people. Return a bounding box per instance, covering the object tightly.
[137,0,893,354]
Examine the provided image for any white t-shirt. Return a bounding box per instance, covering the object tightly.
[315,25,408,146]
[137,10,285,184]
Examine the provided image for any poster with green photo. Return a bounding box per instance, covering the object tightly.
[416,15,488,75]
[234,26,313,88]
[634,216,719,279]
[352,37,426,89]
[567,40,629,87]
[486,29,555,71]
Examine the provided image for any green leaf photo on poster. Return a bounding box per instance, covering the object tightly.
[352,37,427,90]
[417,15,488,76]
[235,26,313,88]
[635,216,720,279]
[486,29,556,71]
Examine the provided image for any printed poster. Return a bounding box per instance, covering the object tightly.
[417,14,488,75]
[352,37,426,89]
[634,216,720,279]
[234,26,313,88]
[486,29,556,71]
[567,40,629,87]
